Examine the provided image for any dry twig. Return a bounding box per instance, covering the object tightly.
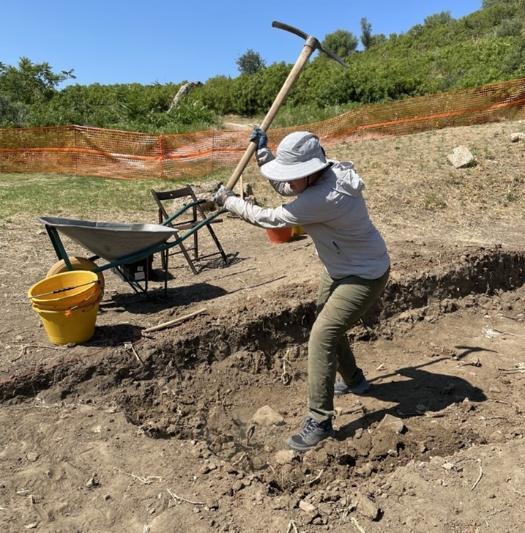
[124,342,144,366]
[459,358,482,367]
[307,469,324,485]
[351,516,366,533]
[231,452,246,466]
[471,459,483,491]
[246,424,256,446]
[15,344,67,362]
[143,308,207,334]
[286,520,298,533]
[120,470,161,485]
[281,348,293,385]
[167,488,205,506]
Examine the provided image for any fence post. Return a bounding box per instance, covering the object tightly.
[159,134,166,179]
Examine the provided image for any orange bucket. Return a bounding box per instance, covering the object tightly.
[266,227,293,244]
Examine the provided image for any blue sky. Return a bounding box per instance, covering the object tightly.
[1,0,481,86]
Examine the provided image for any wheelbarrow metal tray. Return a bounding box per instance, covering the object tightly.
[39,216,180,261]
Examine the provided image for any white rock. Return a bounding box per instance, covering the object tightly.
[510,132,525,142]
[447,146,476,168]
[377,414,405,434]
[273,449,296,465]
[299,499,317,514]
[251,405,284,426]
[352,491,380,520]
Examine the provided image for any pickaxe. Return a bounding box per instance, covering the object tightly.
[224,21,347,191]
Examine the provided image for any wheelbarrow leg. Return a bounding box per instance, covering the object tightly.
[45,226,73,270]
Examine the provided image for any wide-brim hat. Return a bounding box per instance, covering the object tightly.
[260,131,329,182]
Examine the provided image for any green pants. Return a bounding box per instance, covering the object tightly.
[308,268,390,422]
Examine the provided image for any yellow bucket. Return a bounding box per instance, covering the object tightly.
[28,270,101,345]
[28,270,100,311]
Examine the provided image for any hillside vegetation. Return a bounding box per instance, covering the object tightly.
[1,0,524,133]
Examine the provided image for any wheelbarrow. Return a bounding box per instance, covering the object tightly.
[39,201,226,295]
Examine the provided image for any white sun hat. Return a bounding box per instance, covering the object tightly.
[260,131,330,182]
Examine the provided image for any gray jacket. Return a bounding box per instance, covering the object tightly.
[224,151,390,280]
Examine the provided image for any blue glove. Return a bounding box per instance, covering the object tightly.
[249,127,268,150]
[212,185,235,207]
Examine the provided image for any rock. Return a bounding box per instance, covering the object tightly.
[355,462,375,477]
[36,388,65,404]
[251,405,284,426]
[205,499,219,510]
[351,430,373,457]
[273,449,296,465]
[370,431,402,459]
[447,146,476,168]
[200,464,212,475]
[299,500,317,514]
[231,480,245,493]
[377,414,406,434]
[271,495,289,510]
[489,430,506,443]
[26,452,39,462]
[510,132,525,142]
[318,502,333,515]
[352,491,380,521]
[85,473,99,488]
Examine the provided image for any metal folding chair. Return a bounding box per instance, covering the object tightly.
[151,185,228,275]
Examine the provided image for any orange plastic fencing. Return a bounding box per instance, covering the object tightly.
[1,77,524,181]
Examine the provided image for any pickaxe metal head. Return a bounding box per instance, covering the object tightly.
[272,20,348,68]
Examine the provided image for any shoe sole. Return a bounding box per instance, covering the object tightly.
[334,384,371,396]
[286,432,334,452]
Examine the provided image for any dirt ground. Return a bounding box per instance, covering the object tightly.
[1,119,525,532]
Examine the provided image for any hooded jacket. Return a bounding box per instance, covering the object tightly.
[224,156,390,280]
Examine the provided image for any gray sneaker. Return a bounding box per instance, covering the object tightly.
[287,417,334,452]
[334,376,371,396]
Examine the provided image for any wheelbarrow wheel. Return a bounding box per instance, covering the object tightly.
[46,257,105,295]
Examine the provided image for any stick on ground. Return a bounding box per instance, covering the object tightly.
[167,488,205,506]
[143,308,207,333]
[471,459,483,491]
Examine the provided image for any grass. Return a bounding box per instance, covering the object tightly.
[0,170,229,224]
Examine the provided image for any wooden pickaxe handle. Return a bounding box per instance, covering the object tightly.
[225,35,319,190]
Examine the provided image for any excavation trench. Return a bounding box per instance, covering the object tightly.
[2,246,524,499]
[114,248,525,494]
[1,247,523,406]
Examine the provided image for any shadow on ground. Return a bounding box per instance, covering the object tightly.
[337,358,487,441]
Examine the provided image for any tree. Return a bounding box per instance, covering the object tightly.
[360,18,373,50]
[322,30,358,59]
[0,57,74,105]
[423,11,453,27]
[370,34,387,48]
[236,49,266,75]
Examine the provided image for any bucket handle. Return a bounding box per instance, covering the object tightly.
[64,295,101,317]
[30,279,99,300]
